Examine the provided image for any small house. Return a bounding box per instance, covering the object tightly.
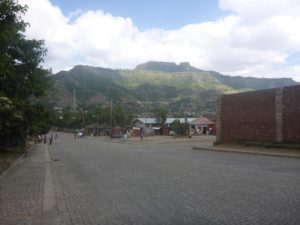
[190,117,216,135]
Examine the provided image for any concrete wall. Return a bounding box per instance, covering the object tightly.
[217,85,300,144]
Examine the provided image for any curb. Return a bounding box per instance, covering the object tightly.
[192,147,300,158]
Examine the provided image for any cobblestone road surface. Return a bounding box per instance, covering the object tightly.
[1,133,300,225]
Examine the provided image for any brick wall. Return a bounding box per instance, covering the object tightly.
[283,85,300,143]
[217,85,300,144]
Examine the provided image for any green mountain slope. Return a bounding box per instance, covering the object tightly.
[47,62,298,114]
[210,71,296,90]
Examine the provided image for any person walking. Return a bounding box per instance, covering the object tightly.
[43,134,47,144]
[38,135,42,143]
[140,128,144,141]
[49,134,53,145]
[123,129,127,142]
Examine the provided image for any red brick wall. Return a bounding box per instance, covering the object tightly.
[220,89,277,143]
[283,85,300,143]
[219,85,300,144]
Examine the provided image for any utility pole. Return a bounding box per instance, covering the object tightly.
[82,110,85,131]
[96,113,99,135]
[145,95,149,128]
[110,99,112,137]
[145,101,148,127]
[73,89,76,112]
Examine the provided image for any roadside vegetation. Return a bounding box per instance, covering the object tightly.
[0,0,52,151]
[52,105,133,130]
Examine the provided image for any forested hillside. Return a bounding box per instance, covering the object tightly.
[47,61,298,115]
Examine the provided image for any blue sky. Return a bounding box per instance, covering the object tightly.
[50,0,228,30]
[20,0,300,81]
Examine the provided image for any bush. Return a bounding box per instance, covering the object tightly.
[170,120,189,135]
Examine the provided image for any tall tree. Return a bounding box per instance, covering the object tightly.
[0,0,51,147]
[154,107,167,126]
[112,105,132,127]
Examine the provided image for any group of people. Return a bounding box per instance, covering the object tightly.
[38,133,58,145]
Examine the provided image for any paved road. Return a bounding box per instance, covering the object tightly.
[1,133,300,225]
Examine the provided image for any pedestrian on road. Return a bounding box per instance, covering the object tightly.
[49,134,53,145]
[43,134,47,144]
[140,128,144,141]
[124,133,127,141]
[38,135,42,143]
[123,129,127,142]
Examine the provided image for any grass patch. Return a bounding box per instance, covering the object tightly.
[0,146,25,176]
[0,146,25,157]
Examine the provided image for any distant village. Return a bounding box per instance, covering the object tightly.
[84,116,216,138]
[53,84,300,146]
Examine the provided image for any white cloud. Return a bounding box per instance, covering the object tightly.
[20,0,300,81]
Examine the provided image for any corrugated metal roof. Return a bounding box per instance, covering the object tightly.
[191,117,215,125]
[166,118,197,124]
[134,118,157,124]
[134,118,197,124]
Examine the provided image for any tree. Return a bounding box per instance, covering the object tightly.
[0,0,51,147]
[27,103,52,136]
[170,120,188,136]
[95,105,132,127]
[154,107,167,126]
[112,105,132,127]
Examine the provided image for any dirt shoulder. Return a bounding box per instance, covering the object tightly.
[0,143,32,176]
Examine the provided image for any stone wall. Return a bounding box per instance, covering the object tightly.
[217,85,300,144]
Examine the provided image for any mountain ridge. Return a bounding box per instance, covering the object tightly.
[135,61,202,72]
[48,61,298,114]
